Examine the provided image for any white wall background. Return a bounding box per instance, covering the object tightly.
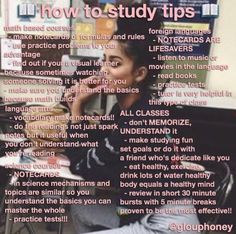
[206,0,236,98]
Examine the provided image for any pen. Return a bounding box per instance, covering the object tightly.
[22,155,36,162]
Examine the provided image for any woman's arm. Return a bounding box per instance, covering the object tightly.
[64,77,121,182]
[66,120,122,183]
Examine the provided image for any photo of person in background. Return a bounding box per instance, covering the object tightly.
[65,4,199,234]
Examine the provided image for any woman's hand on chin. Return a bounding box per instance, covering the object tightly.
[64,76,107,122]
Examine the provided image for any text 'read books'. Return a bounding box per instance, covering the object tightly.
[202,4,219,18]
[17,3,36,18]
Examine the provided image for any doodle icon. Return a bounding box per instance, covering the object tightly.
[202,4,219,17]
[17,3,36,18]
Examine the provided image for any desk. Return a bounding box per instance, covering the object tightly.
[0,155,83,234]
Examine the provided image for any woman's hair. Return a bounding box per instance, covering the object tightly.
[112,4,163,89]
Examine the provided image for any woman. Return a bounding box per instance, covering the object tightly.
[65,7,200,234]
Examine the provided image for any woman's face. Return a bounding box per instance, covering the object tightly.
[100,40,139,93]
